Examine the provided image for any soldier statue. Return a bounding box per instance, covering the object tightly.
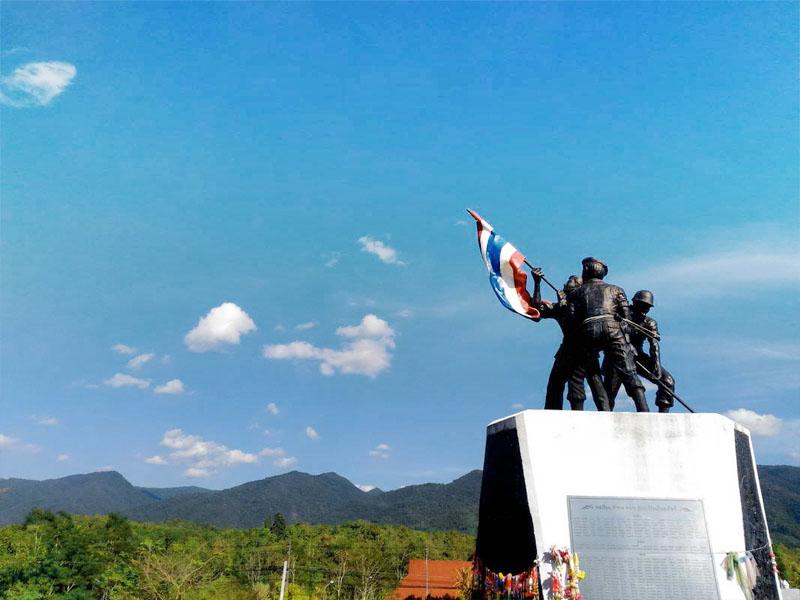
[604,290,676,413]
[531,269,610,411]
[566,257,649,412]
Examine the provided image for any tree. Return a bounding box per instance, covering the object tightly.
[270,513,288,539]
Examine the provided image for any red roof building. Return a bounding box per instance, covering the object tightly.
[391,559,472,600]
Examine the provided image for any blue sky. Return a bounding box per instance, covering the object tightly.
[1,2,798,491]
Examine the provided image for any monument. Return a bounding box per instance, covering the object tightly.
[474,411,782,599]
[466,210,783,599]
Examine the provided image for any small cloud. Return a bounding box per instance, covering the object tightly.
[155,429,260,478]
[56,453,70,462]
[258,447,285,457]
[266,402,280,415]
[511,403,524,410]
[104,373,150,389]
[263,314,396,378]
[0,433,39,454]
[160,354,172,365]
[274,456,297,469]
[112,343,137,355]
[96,466,114,472]
[356,484,376,492]
[184,302,257,352]
[185,467,209,478]
[0,61,77,107]
[369,443,390,459]
[127,352,155,370]
[396,308,413,318]
[323,252,341,268]
[274,324,286,332]
[35,416,59,426]
[259,446,297,469]
[295,321,317,331]
[358,236,404,266]
[724,408,783,437]
[455,220,468,226]
[305,426,320,440]
[154,379,185,395]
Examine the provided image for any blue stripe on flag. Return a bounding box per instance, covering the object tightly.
[486,232,505,276]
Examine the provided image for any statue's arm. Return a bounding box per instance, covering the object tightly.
[616,286,631,321]
[649,320,662,378]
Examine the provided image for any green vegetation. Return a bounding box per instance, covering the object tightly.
[1,509,798,599]
[776,544,800,588]
[0,510,474,600]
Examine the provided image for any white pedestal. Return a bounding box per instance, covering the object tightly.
[475,410,782,600]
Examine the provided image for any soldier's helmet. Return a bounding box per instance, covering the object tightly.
[581,257,608,280]
[563,275,582,293]
[632,290,655,306]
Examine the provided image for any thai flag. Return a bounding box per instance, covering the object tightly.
[468,209,540,320]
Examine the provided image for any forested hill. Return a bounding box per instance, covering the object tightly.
[1,466,798,545]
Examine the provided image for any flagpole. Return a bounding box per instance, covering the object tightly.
[522,258,561,294]
[635,361,695,413]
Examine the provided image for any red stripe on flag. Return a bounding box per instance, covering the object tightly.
[510,251,541,319]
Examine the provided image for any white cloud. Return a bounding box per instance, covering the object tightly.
[0,61,76,107]
[305,426,320,440]
[266,402,280,415]
[724,409,783,437]
[56,453,70,462]
[258,447,285,457]
[369,443,390,459]
[96,466,114,472]
[145,455,167,465]
[127,353,155,370]
[185,467,209,478]
[0,434,39,454]
[396,308,413,318]
[356,484,376,492]
[259,446,297,469]
[324,252,341,268]
[157,428,259,478]
[295,321,317,331]
[274,456,297,469]
[112,343,137,355]
[104,373,151,389]
[184,302,257,352]
[618,235,799,302]
[511,403,524,410]
[36,416,59,426]
[263,314,396,378]
[154,379,185,395]
[358,236,404,266]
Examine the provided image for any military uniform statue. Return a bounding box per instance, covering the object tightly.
[567,257,649,412]
[531,270,610,411]
[604,290,676,413]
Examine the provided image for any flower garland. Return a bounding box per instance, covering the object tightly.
[474,546,584,600]
[547,547,584,600]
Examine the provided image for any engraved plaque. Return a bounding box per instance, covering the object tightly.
[568,497,720,600]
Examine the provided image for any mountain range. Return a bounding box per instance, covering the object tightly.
[1,466,797,546]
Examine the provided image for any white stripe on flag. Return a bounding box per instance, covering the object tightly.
[499,243,525,314]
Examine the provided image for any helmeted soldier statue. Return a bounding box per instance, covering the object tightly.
[604,290,676,413]
[531,269,610,411]
[566,257,649,412]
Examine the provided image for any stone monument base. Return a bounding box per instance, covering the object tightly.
[475,410,782,600]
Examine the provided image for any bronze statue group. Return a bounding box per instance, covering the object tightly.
[530,257,676,413]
